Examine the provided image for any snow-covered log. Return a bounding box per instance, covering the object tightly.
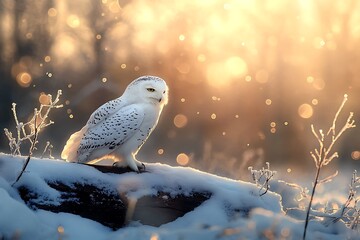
[1,153,316,240]
[0,155,211,229]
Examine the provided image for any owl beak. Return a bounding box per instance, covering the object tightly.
[158,98,162,103]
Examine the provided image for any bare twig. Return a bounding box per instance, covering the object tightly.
[4,90,63,185]
[12,117,38,186]
[303,94,356,240]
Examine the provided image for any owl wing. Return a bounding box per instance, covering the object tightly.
[77,104,145,163]
[61,97,128,162]
[86,97,126,127]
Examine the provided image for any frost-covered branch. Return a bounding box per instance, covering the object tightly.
[41,141,54,159]
[4,90,63,156]
[303,94,356,240]
[5,90,63,185]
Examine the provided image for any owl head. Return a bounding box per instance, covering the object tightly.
[125,76,169,106]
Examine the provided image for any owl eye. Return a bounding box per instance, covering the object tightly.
[146,88,155,92]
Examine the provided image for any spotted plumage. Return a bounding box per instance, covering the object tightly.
[61,76,169,172]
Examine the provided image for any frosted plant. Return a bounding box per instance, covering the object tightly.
[40,141,54,159]
[278,180,310,212]
[337,170,360,230]
[4,90,63,185]
[248,162,276,196]
[304,170,360,232]
[4,90,63,155]
[303,94,356,240]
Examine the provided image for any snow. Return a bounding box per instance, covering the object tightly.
[0,153,358,240]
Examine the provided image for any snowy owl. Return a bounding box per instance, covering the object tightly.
[61,76,169,172]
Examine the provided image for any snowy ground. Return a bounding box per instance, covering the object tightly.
[0,153,358,240]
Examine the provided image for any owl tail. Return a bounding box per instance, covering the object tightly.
[61,126,87,162]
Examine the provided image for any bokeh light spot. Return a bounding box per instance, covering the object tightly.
[306,76,314,83]
[67,15,80,28]
[211,113,217,120]
[173,114,188,128]
[48,8,57,17]
[351,151,360,160]
[176,153,190,166]
[157,148,164,155]
[16,72,32,87]
[39,93,51,105]
[179,34,185,41]
[298,103,313,119]
[57,226,64,234]
[44,56,51,62]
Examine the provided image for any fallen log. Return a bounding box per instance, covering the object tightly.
[17,168,210,229]
[0,156,211,229]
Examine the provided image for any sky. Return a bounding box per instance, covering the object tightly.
[0,0,359,179]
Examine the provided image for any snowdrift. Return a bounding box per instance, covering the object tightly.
[0,153,356,240]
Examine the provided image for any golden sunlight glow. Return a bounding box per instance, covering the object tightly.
[176,153,190,166]
[256,69,269,84]
[206,57,247,87]
[52,34,76,59]
[197,54,206,62]
[226,57,247,78]
[67,15,80,28]
[298,103,313,119]
[109,0,122,13]
[306,76,314,83]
